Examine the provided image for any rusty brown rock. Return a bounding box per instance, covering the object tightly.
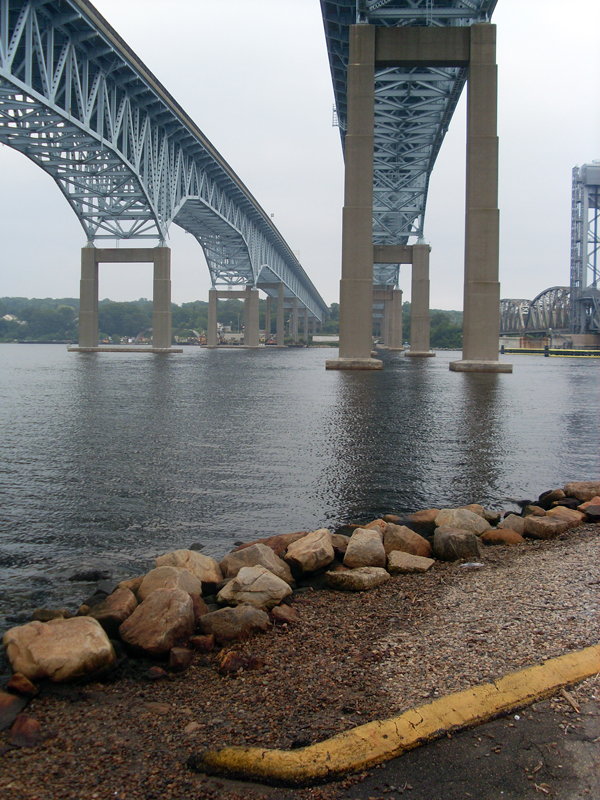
[190,593,210,626]
[270,604,300,625]
[7,673,38,697]
[522,505,546,517]
[564,481,600,502]
[147,666,168,680]
[546,506,586,527]
[363,518,387,533]
[480,529,526,546]
[190,634,215,653]
[117,575,144,594]
[405,508,440,536]
[169,647,193,673]
[9,714,41,747]
[383,524,432,558]
[578,495,600,511]
[331,533,350,556]
[523,515,570,539]
[0,689,27,731]
[219,651,248,675]
[284,529,335,574]
[31,609,72,622]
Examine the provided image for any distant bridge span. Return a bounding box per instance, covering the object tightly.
[0,0,328,347]
[500,287,571,336]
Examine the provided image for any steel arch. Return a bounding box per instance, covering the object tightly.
[525,287,571,334]
[499,298,530,335]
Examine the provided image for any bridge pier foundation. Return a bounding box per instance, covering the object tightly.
[244,288,260,348]
[79,247,98,348]
[406,244,435,358]
[388,289,404,350]
[207,288,218,347]
[265,296,271,339]
[292,298,299,343]
[277,283,285,347]
[303,308,309,343]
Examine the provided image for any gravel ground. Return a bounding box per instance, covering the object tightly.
[0,525,598,800]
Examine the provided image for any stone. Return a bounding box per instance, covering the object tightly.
[118,575,144,594]
[433,528,481,562]
[119,588,195,656]
[137,566,202,602]
[232,532,308,559]
[564,481,600,502]
[0,690,27,731]
[584,504,600,522]
[387,551,435,574]
[325,566,390,592]
[147,666,168,680]
[480,529,525,546]
[460,504,501,525]
[68,568,110,582]
[523,516,570,540]
[200,604,270,645]
[217,565,292,610]
[3,617,116,683]
[405,509,440,536]
[537,488,566,510]
[546,506,586,527]
[219,651,248,675]
[155,549,222,587]
[9,714,41,748]
[219,543,294,585]
[363,518,387,534]
[578,496,600,511]
[7,673,38,697]
[522,505,546,517]
[284,529,335,574]
[270,604,300,625]
[383,514,402,524]
[497,514,526,535]
[88,587,138,637]
[169,647,192,672]
[343,528,386,569]
[189,634,215,653]
[31,609,71,622]
[190,594,210,626]
[435,509,491,536]
[383,524,432,558]
[331,533,350,556]
[551,498,581,510]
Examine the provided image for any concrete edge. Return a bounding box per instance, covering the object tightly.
[187,644,600,787]
[449,359,512,373]
[325,358,383,370]
[67,346,183,353]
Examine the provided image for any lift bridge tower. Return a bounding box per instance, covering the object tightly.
[571,163,600,338]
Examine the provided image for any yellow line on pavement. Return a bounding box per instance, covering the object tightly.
[188,644,600,786]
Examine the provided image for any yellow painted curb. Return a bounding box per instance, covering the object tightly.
[188,644,600,786]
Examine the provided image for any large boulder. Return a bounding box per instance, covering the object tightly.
[155,549,222,587]
[343,528,386,569]
[217,566,292,610]
[3,617,116,683]
[523,516,570,540]
[284,529,335,574]
[460,504,501,525]
[435,509,491,536]
[480,529,525,546]
[545,506,586,528]
[497,514,526,535]
[564,481,600,502]
[383,524,432,558]
[231,532,308,559]
[88,587,138,637]
[578,495,600,511]
[137,566,202,602]
[118,588,195,656]
[405,508,440,536]
[433,528,481,562]
[0,690,27,731]
[387,551,435,574]
[325,567,390,592]
[219,543,293,585]
[537,489,566,510]
[584,505,600,522]
[199,604,271,645]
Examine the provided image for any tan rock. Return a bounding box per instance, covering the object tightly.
[331,533,350,556]
[155,549,222,586]
[578,495,600,511]
[383,524,432,558]
[406,509,440,536]
[219,543,293,585]
[117,575,144,594]
[232,532,308,559]
[284,529,335,574]
[546,506,585,524]
[523,515,570,540]
[118,588,195,656]
[343,528,386,569]
[3,617,116,683]
[363,518,387,533]
[30,609,71,622]
[537,489,566,509]
[460,504,501,525]
[383,514,402,524]
[7,673,38,697]
[9,714,41,747]
[217,565,292,610]
[523,505,546,517]
[435,509,491,536]
[88,587,138,637]
[189,634,214,653]
[387,551,435,574]
[137,566,202,602]
[480,529,525,546]
[190,594,210,626]
[270,605,300,625]
[326,566,390,591]
[169,647,192,673]
[497,514,526,535]
[199,604,271,644]
[564,481,600,502]
[433,528,481,561]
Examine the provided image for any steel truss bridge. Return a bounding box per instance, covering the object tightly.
[321,0,497,286]
[0,0,328,321]
[500,287,571,336]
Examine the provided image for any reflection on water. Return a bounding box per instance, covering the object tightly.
[0,344,598,628]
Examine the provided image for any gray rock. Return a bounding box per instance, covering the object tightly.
[119,588,195,656]
[523,515,570,539]
[433,528,481,562]
[217,565,292,610]
[497,514,526,535]
[325,567,390,591]
[387,551,435,574]
[435,509,491,536]
[343,528,386,569]
[137,566,202,602]
[219,543,293,585]
[199,604,271,645]
[155,549,222,586]
[564,481,600,502]
[383,524,432,558]
[88,587,138,637]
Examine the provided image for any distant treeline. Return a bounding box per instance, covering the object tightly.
[0,296,462,347]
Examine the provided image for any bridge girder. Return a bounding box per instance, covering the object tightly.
[0,0,328,319]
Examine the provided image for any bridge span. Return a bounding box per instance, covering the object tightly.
[0,0,328,350]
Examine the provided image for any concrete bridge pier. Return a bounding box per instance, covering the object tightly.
[389,288,404,350]
[312,317,317,337]
[277,283,285,346]
[244,287,260,348]
[207,288,218,348]
[265,296,272,339]
[406,244,434,357]
[303,308,309,342]
[292,298,299,343]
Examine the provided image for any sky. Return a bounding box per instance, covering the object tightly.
[0,0,598,310]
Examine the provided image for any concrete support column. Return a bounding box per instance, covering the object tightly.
[265,296,271,339]
[406,244,434,357]
[244,287,260,347]
[303,308,309,342]
[152,247,171,350]
[451,24,511,373]
[312,317,317,336]
[292,298,299,343]
[277,282,285,347]
[207,288,218,347]
[328,24,382,370]
[389,289,404,350]
[79,246,98,347]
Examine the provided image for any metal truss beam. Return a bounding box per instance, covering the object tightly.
[0,0,328,319]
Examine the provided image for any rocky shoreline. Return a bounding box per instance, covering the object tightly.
[1,480,599,797]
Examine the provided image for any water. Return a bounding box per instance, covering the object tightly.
[1,344,599,631]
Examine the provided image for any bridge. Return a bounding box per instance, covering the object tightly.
[0,0,328,350]
[321,0,511,372]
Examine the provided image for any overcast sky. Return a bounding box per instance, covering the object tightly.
[0,0,598,309]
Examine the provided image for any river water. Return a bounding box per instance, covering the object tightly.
[1,344,599,632]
